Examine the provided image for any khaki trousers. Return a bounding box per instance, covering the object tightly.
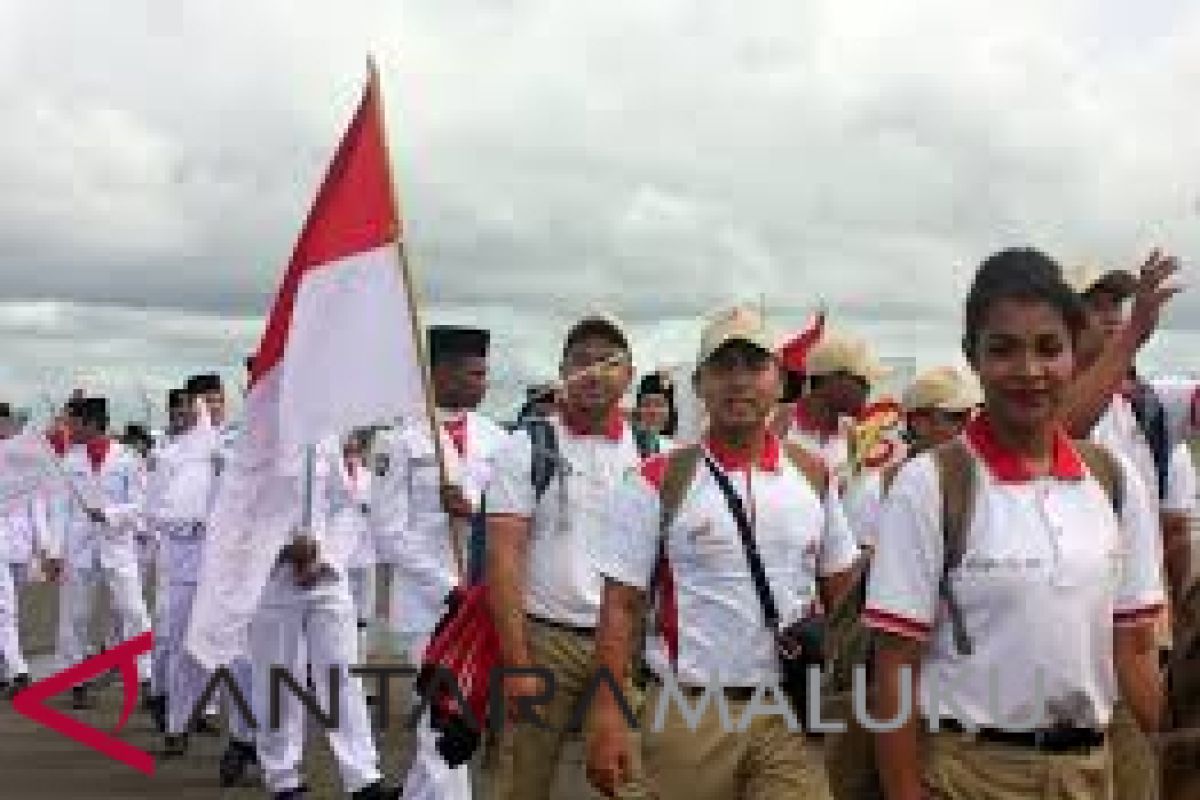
[489,618,646,800]
[822,690,883,800]
[925,732,1113,800]
[1109,701,1159,800]
[640,681,831,800]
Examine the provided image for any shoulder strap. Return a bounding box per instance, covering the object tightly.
[647,446,701,597]
[781,440,829,499]
[1073,440,1124,515]
[880,461,903,495]
[932,440,976,656]
[703,455,781,630]
[520,418,559,502]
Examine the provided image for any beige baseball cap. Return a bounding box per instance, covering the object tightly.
[697,305,774,365]
[1063,263,1137,299]
[805,332,891,385]
[902,366,981,413]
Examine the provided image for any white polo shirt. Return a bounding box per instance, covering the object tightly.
[864,415,1165,729]
[595,432,859,687]
[487,413,642,629]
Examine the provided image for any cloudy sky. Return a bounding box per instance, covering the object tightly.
[2,0,1199,423]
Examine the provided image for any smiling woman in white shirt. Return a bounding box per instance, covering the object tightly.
[865,248,1166,800]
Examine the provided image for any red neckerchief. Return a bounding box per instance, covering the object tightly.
[443,416,468,457]
[560,407,624,441]
[47,429,68,457]
[964,413,1086,482]
[85,437,111,473]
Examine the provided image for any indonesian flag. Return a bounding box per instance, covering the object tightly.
[777,308,826,374]
[187,64,430,670]
[248,63,427,461]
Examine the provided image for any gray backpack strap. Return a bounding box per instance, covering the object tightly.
[521,418,559,502]
[1073,440,1124,516]
[932,440,976,656]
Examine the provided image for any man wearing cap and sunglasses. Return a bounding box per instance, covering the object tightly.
[486,313,647,800]
[587,305,859,800]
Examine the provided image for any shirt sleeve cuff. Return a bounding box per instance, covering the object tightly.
[862,605,933,642]
[1113,600,1165,628]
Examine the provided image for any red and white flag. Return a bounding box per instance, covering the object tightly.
[248,64,427,461]
[187,64,429,670]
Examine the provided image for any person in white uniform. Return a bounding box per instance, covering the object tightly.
[246,437,396,800]
[0,403,61,695]
[372,325,507,800]
[145,386,237,757]
[330,429,376,661]
[55,396,152,710]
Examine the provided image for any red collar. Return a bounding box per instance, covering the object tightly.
[560,408,625,441]
[442,416,468,456]
[46,429,69,457]
[793,401,839,437]
[964,414,1086,483]
[85,437,112,473]
[704,430,781,472]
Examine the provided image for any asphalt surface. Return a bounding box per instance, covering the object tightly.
[0,578,600,800]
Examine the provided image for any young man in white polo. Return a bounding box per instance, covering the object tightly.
[486,313,644,800]
[586,305,859,800]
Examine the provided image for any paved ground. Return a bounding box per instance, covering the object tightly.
[0,579,598,799]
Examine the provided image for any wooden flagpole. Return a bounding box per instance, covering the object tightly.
[368,56,467,581]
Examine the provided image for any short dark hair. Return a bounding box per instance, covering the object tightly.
[963,248,1086,359]
[561,319,629,362]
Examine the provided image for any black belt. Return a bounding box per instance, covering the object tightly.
[936,719,1106,753]
[647,675,757,703]
[526,614,595,638]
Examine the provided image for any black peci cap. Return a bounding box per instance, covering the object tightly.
[81,397,109,424]
[185,373,224,395]
[636,371,674,401]
[428,326,491,366]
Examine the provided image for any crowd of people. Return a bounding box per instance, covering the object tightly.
[1,245,1199,800]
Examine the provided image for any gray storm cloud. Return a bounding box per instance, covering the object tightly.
[1,0,1198,421]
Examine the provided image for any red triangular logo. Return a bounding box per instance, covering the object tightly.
[11,631,156,775]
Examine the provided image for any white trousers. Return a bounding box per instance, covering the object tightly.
[249,564,381,794]
[347,565,376,662]
[401,633,474,800]
[0,562,30,679]
[159,532,251,738]
[57,559,151,681]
